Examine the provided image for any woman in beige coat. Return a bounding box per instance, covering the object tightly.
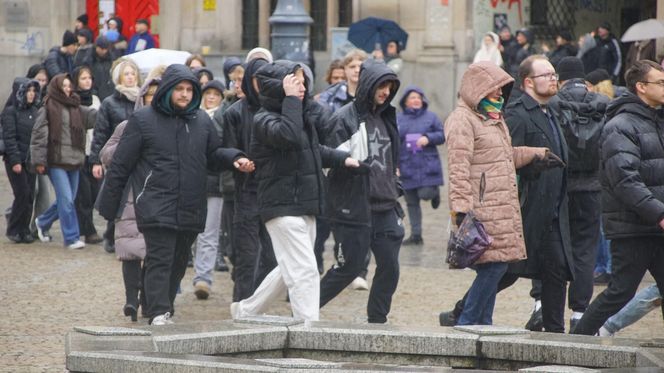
[445,61,547,325]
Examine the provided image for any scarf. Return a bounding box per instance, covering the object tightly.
[478,97,504,119]
[115,84,140,103]
[77,88,93,106]
[203,105,220,119]
[45,74,85,153]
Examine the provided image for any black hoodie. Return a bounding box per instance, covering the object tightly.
[250,61,348,222]
[325,59,401,225]
[97,64,243,232]
[600,92,664,239]
[2,78,41,165]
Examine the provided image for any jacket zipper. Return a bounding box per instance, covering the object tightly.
[135,170,153,204]
[479,172,486,203]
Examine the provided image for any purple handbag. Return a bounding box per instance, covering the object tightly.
[446,211,493,269]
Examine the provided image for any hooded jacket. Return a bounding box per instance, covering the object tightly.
[397,86,445,190]
[324,59,401,225]
[600,92,664,239]
[90,48,116,100]
[44,46,74,79]
[250,61,348,222]
[473,32,503,67]
[2,78,41,166]
[548,43,579,70]
[446,61,544,264]
[508,29,535,78]
[97,64,243,232]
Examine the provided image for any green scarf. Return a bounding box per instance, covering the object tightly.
[478,96,504,119]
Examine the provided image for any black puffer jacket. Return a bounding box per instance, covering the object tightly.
[325,59,401,226]
[2,78,41,166]
[251,61,348,222]
[89,90,136,165]
[97,64,244,232]
[44,46,73,78]
[90,50,116,100]
[600,92,664,239]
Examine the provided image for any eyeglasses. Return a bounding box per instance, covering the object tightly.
[529,73,559,81]
[640,80,664,88]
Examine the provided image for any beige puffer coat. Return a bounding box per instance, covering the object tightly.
[445,61,545,264]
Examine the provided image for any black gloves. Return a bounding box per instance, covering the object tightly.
[347,162,371,175]
[530,150,566,173]
[455,212,466,227]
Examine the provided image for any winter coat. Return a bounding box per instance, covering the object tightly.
[397,85,444,190]
[127,32,156,54]
[318,81,352,113]
[548,44,579,70]
[2,78,41,166]
[505,92,574,280]
[90,51,116,100]
[508,29,535,78]
[548,78,609,192]
[73,44,95,68]
[44,46,73,78]
[251,61,349,222]
[100,121,145,261]
[600,92,664,240]
[96,64,244,232]
[446,61,544,264]
[30,102,96,170]
[500,36,519,72]
[325,59,401,226]
[89,90,136,165]
[594,35,622,78]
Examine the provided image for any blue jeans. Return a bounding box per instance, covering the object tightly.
[595,226,612,274]
[457,262,508,325]
[38,168,80,245]
[603,284,661,334]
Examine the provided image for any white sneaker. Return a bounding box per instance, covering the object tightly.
[230,302,240,319]
[151,312,174,325]
[35,218,51,242]
[598,326,614,337]
[66,240,85,250]
[351,277,369,291]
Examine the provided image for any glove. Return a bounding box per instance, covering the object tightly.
[347,161,371,175]
[454,212,466,227]
[529,150,566,172]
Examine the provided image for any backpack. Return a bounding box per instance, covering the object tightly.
[554,90,607,173]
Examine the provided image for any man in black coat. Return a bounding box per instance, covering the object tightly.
[591,23,622,83]
[89,36,117,101]
[506,55,574,333]
[547,57,609,331]
[572,61,664,335]
[97,64,254,325]
[43,30,77,79]
[319,59,405,324]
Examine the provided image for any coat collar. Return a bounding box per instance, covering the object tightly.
[517,93,568,162]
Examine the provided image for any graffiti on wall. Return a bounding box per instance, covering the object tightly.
[489,0,523,24]
[0,30,45,55]
[577,0,609,13]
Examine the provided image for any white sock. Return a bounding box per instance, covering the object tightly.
[534,300,542,312]
[598,326,614,337]
[571,311,584,320]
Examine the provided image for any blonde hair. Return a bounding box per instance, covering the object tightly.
[112,58,142,86]
[593,80,615,99]
[146,65,167,82]
[342,49,368,67]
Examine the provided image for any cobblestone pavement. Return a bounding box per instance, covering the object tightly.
[0,153,662,372]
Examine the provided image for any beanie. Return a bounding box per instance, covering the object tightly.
[76,28,93,44]
[77,14,88,26]
[245,47,273,63]
[585,69,611,85]
[62,30,77,47]
[557,57,585,81]
[223,57,243,87]
[95,35,110,49]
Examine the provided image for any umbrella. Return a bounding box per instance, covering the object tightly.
[621,19,664,42]
[347,17,408,54]
[126,48,192,77]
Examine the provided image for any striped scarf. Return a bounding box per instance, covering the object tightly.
[478,97,504,119]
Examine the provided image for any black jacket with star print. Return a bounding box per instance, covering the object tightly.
[324,59,402,226]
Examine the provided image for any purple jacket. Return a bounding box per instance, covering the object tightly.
[397,86,445,190]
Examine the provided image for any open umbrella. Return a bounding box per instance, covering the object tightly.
[347,17,408,54]
[621,19,664,42]
[126,48,192,77]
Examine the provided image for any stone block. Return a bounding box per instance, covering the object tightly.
[154,325,288,355]
[519,365,600,372]
[65,331,156,356]
[255,357,341,368]
[73,326,152,336]
[454,325,530,336]
[233,315,304,327]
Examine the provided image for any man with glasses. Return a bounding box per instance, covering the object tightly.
[572,60,664,335]
[506,55,573,333]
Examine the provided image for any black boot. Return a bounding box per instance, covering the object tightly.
[402,235,423,246]
[122,260,141,322]
[215,250,229,272]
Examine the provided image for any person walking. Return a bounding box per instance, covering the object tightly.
[89,36,118,101]
[97,64,254,325]
[71,66,103,244]
[319,59,404,324]
[30,73,96,249]
[446,61,547,325]
[572,60,664,335]
[546,30,578,69]
[397,86,445,246]
[473,32,503,67]
[126,19,156,54]
[2,78,41,243]
[44,30,78,78]
[592,23,622,83]
[229,61,361,322]
[507,29,536,78]
[90,59,142,253]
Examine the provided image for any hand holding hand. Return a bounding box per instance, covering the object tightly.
[282,74,300,97]
[345,158,370,175]
[416,136,429,148]
[35,165,46,175]
[92,164,104,179]
[12,164,22,174]
[234,157,255,173]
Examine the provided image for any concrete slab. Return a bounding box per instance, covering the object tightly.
[73,326,152,336]
[454,325,530,336]
[519,365,600,372]
[233,315,304,327]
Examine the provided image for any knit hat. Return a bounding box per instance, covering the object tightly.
[76,28,93,44]
[585,69,611,85]
[245,47,273,63]
[95,35,110,49]
[557,57,585,81]
[62,30,77,47]
[77,14,88,26]
[557,30,573,42]
[202,80,225,96]
[223,57,243,88]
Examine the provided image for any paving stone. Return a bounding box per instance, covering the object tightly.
[73,326,152,336]
[519,365,600,372]
[454,325,529,335]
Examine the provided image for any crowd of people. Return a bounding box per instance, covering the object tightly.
[1,14,662,335]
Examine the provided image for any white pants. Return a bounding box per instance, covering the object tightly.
[236,215,319,321]
[193,196,223,286]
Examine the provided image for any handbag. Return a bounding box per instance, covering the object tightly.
[446,211,493,269]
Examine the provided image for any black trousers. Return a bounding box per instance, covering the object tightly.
[231,217,276,302]
[320,208,404,323]
[314,216,332,271]
[220,199,234,258]
[4,161,36,237]
[572,236,664,335]
[142,228,197,319]
[122,259,143,307]
[75,158,100,237]
[530,191,600,313]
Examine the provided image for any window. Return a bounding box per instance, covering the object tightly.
[242,0,259,50]
[338,0,352,27]
[310,0,327,51]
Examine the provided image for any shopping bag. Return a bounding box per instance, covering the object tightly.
[446,211,492,269]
